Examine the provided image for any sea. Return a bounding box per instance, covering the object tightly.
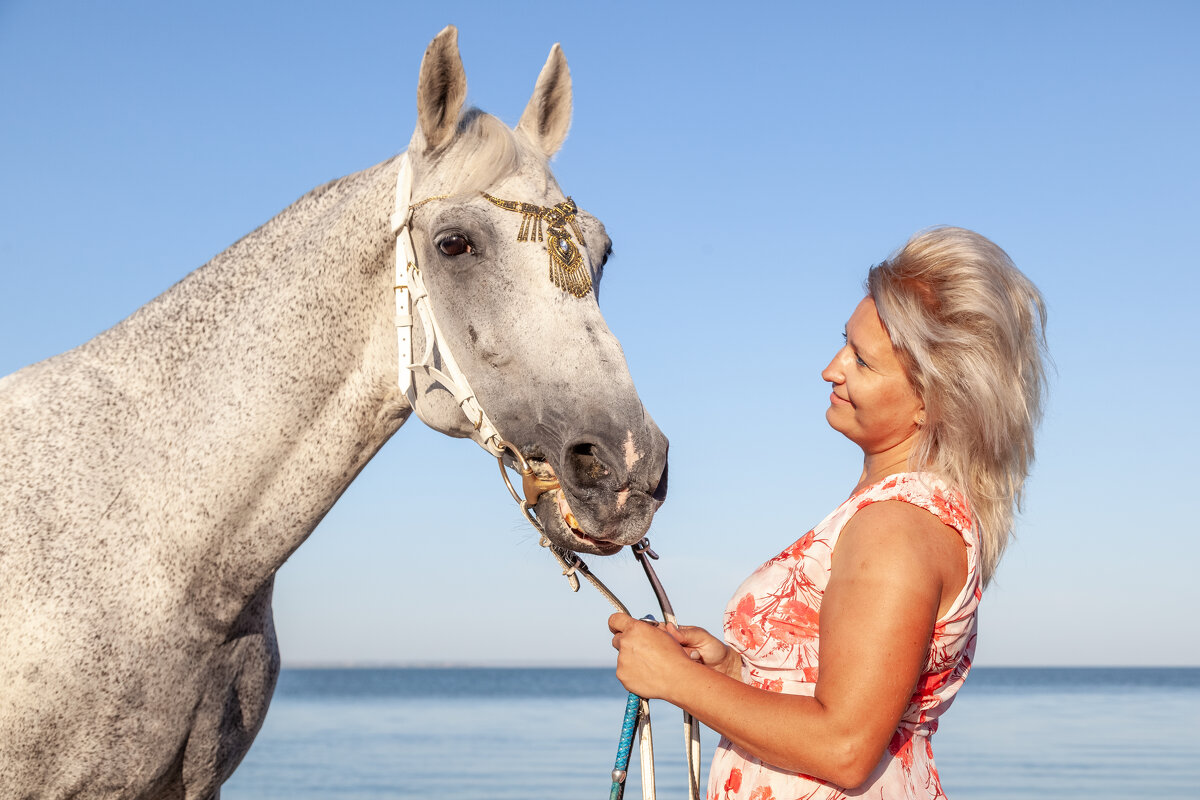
[223,666,1199,799]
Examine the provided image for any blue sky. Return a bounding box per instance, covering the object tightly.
[1,1,1196,666]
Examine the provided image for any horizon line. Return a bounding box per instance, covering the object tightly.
[279,661,1200,670]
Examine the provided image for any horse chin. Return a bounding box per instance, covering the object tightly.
[532,488,624,556]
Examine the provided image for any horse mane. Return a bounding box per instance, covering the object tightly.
[297,108,528,214]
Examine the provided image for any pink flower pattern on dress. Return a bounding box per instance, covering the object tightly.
[706,473,980,800]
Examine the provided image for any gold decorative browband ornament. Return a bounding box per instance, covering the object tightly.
[482,192,592,298]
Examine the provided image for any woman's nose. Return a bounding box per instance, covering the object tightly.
[821,349,847,384]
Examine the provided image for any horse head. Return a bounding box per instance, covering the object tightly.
[397,27,668,555]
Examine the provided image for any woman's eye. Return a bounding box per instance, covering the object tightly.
[437,234,472,256]
[842,332,866,367]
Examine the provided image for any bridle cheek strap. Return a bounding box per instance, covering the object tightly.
[391,153,506,458]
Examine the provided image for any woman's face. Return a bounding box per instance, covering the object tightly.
[821,297,925,456]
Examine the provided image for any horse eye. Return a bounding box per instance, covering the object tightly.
[437,234,472,256]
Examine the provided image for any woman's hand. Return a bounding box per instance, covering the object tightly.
[673,625,743,680]
[608,613,699,701]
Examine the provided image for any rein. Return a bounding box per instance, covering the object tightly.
[497,456,703,800]
[391,154,701,800]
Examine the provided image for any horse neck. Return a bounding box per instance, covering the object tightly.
[89,157,411,623]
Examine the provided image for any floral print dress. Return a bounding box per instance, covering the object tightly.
[707,473,980,800]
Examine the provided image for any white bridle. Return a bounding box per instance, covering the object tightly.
[390,152,507,458]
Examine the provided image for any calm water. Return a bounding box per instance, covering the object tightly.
[224,667,1200,799]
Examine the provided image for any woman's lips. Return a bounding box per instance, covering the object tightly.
[830,391,851,405]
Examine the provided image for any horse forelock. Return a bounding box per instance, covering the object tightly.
[413,108,541,198]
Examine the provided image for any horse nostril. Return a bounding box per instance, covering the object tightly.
[651,459,668,502]
[567,442,609,485]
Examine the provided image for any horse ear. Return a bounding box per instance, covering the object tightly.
[415,26,467,153]
[517,43,572,158]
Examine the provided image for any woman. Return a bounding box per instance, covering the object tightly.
[610,226,1048,798]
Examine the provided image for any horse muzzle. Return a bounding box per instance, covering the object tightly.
[523,432,668,555]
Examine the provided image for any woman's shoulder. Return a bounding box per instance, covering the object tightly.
[834,475,975,610]
[833,500,958,591]
[850,472,973,535]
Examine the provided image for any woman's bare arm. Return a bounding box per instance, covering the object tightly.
[610,500,964,788]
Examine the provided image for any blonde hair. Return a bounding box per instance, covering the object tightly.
[867,227,1048,586]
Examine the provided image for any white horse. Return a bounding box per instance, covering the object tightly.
[0,27,668,799]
